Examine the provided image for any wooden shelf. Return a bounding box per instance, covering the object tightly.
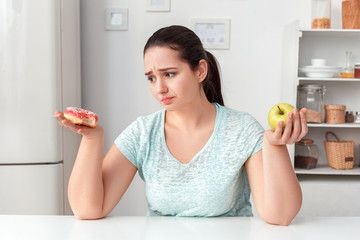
[295,164,360,176]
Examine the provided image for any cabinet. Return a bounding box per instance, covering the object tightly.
[285,23,360,176]
[280,21,360,217]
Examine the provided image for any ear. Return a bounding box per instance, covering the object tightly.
[197,59,208,83]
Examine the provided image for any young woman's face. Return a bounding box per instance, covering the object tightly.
[144,46,205,111]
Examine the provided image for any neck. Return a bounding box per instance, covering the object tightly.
[165,99,216,130]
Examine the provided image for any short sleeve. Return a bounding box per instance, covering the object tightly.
[242,113,264,158]
[114,119,142,168]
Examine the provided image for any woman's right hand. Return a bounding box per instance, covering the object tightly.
[54,111,103,138]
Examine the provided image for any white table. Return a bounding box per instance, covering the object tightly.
[0,215,359,240]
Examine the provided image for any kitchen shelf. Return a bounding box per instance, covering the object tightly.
[283,22,360,216]
[298,77,360,82]
[308,123,360,128]
[295,164,360,176]
[299,28,360,38]
[300,28,360,32]
[289,24,360,178]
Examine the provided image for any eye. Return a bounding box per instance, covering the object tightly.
[147,76,156,82]
[165,72,175,78]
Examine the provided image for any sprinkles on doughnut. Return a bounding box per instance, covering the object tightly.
[64,107,98,128]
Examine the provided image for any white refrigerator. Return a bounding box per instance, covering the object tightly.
[0,0,81,214]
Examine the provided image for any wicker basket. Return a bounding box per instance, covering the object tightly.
[324,131,354,170]
[324,105,346,124]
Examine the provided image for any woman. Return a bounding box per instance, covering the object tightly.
[54,25,307,225]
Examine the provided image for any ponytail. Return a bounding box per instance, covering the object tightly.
[203,51,224,106]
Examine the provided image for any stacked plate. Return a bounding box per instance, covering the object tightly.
[299,66,342,78]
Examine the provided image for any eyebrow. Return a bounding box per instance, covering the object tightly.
[145,67,177,76]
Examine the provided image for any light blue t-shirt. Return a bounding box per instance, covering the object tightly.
[114,103,264,217]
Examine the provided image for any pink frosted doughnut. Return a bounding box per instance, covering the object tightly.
[64,107,98,128]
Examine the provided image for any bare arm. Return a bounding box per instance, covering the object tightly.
[246,108,308,226]
[54,111,137,219]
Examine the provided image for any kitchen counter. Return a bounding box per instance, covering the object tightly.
[0,215,359,240]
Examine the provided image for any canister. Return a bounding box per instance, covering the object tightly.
[355,111,360,123]
[346,111,355,123]
[297,84,326,123]
[295,139,319,169]
[312,0,331,29]
[354,63,360,78]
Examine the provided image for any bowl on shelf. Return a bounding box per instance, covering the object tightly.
[299,66,342,78]
[311,58,327,66]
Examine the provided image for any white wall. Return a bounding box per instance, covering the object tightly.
[79,0,347,216]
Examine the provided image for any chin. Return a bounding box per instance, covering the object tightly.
[162,105,176,111]
[161,101,180,111]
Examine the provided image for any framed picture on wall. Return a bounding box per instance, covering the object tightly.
[190,18,231,49]
[105,8,128,31]
[146,0,171,12]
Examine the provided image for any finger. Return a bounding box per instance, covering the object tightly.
[274,120,284,138]
[54,112,65,126]
[289,108,301,143]
[54,111,78,131]
[281,112,293,140]
[54,111,64,117]
[300,108,307,116]
[297,110,308,141]
[297,108,308,139]
[54,111,65,121]
[54,111,95,135]
[60,119,78,131]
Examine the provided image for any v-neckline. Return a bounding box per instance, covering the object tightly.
[161,103,221,165]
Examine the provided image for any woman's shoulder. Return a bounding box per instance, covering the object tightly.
[127,109,165,133]
[116,109,164,142]
[136,109,164,122]
[217,104,252,119]
[216,104,263,130]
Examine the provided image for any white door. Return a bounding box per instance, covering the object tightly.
[0,164,64,214]
[0,0,62,164]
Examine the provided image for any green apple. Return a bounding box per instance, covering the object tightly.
[268,103,295,130]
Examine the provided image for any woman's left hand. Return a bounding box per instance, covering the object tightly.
[264,108,308,146]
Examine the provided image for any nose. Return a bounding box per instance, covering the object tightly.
[155,78,168,94]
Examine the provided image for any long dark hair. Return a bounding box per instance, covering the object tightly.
[143,25,224,106]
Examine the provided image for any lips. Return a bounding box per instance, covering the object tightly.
[161,97,174,105]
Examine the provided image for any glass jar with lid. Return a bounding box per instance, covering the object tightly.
[354,62,360,78]
[346,111,355,123]
[295,139,319,169]
[355,111,360,123]
[312,0,331,29]
[297,84,326,123]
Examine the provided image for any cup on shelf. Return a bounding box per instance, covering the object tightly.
[311,58,327,66]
